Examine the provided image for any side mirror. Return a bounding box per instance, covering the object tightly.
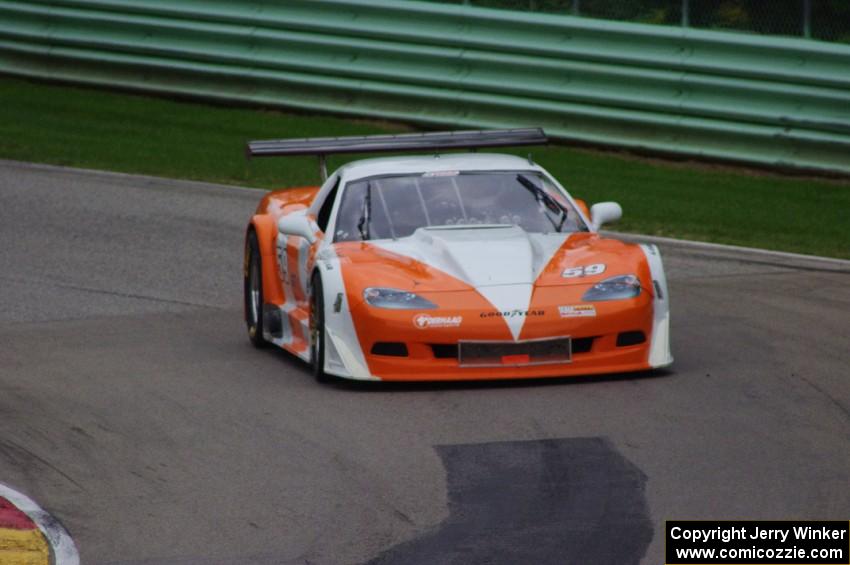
[278,212,317,244]
[590,202,622,231]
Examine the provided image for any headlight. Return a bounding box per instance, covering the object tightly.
[582,275,641,301]
[363,287,437,309]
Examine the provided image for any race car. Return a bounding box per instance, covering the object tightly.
[243,128,672,382]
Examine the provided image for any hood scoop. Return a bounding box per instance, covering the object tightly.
[374,226,568,340]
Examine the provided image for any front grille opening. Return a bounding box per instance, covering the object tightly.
[433,338,595,362]
[616,331,646,347]
[371,342,409,357]
[460,337,571,367]
[571,337,595,354]
[430,344,458,359]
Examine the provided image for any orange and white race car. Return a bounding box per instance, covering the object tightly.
[243,129,671,382]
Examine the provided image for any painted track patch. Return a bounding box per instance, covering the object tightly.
[0,495,49,565]
[370,437,653,565]
[0,483,79,565]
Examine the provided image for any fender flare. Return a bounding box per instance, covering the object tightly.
[247,215,284,305]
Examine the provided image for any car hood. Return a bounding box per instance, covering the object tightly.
[333,226,651,341]
[334,225,649,292]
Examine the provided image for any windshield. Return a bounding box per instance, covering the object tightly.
[333,171,587,242]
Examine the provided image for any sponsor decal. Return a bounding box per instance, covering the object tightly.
[480,309,545,319]
[559,305,596,318]
[562,263,606,278]
[414,314,462,329]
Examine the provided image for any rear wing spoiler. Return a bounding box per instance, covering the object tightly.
[246,128,548,180]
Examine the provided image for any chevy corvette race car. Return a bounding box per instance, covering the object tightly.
[243,129,671,382]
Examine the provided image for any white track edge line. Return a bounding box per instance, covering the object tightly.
[0,158,266,193]
[0,482,80,565]
[602,230,850,267]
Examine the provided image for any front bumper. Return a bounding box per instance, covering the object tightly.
[345,288,655,381]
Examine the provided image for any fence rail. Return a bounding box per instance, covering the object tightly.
[437,0,850,44]
[1,0,849,174]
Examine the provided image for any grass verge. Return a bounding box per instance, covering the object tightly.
[1,76,848,259]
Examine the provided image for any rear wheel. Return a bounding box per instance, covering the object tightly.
[244,230,267,348]
[310,273,331,382]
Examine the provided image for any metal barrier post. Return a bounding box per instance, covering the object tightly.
[803,0,812,38]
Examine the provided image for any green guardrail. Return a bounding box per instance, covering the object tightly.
[0,0,848,174]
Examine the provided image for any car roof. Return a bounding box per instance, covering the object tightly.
[337,152,545,181]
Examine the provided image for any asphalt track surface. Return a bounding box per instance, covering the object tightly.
[1,160,848,565]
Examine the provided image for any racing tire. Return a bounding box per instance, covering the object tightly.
[244,230,267,348]
[310,273,332,383]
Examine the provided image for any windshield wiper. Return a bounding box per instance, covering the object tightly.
[357,182,372,241]
[516,174,567,232]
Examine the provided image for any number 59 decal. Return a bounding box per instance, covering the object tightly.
[562,263,606,278]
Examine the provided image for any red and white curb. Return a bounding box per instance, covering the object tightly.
[0,482,79,565]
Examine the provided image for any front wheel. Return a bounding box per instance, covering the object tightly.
[244,230,267,348]
[310,273,332,383]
